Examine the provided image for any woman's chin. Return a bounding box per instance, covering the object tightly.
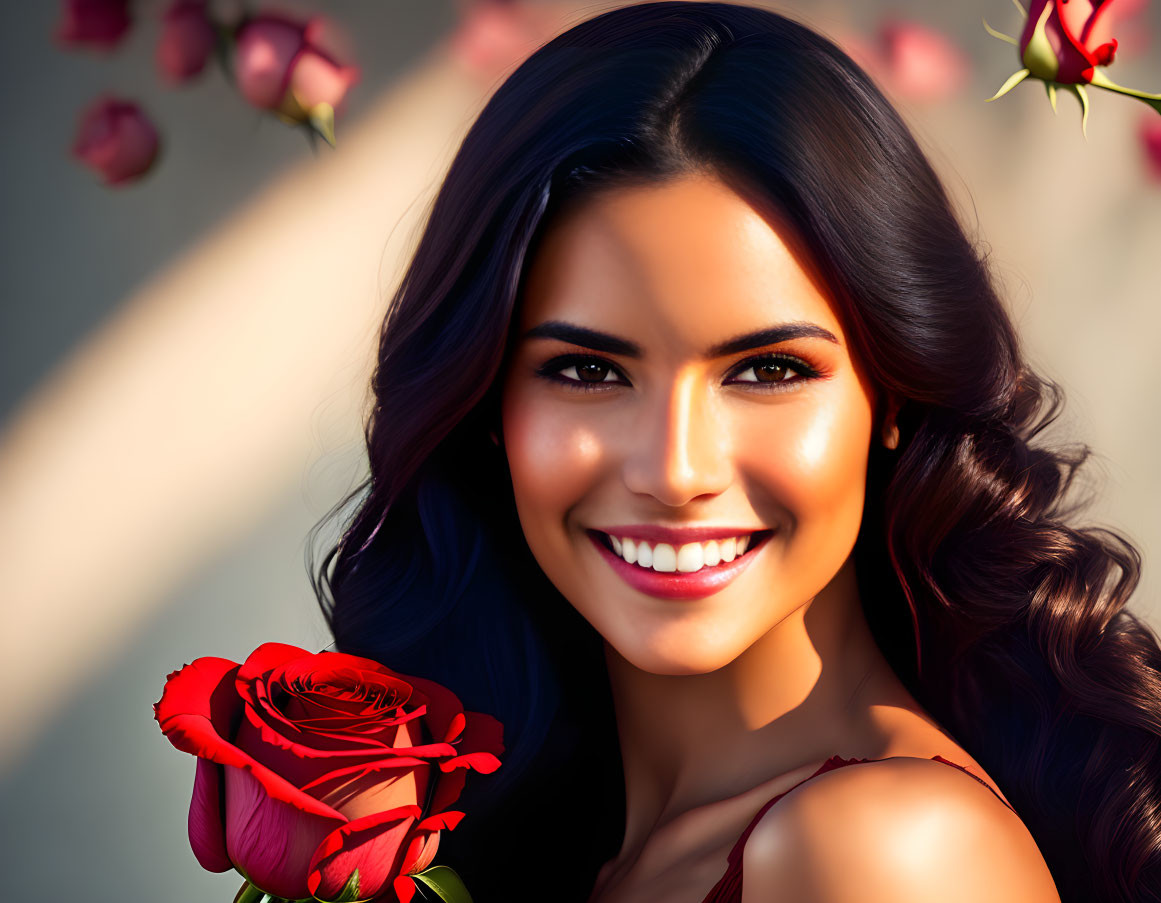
[603,629,743,676]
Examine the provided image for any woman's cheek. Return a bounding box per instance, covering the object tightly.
[742,388,872,561]
[502,388,606,562]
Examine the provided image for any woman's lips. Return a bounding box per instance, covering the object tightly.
[586,529,773,600]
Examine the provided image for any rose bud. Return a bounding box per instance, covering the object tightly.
[985,0,1161,134]
[72,95,160,186]
[156,0,216,85]
[232,13,359,146]
[55,0,131,51]
[154,643,503,903]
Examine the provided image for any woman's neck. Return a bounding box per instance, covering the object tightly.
[602,554,891,866]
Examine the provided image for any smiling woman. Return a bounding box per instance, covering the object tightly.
[308,3,1161,902]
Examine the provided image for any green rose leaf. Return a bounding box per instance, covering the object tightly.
[412,865,474,903]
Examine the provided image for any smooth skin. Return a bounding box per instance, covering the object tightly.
[498,173,1060,902]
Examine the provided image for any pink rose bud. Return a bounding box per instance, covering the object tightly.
[55,0,132,51]
[72,96,160,186]
[233,12,359,145]
[1142,113,1161,182]
[156,0,216,85]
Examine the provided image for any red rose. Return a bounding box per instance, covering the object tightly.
[154,642,503,902]
[985,0,1161,130]
[156,0,217,85]
[1018,0,1118,84]
[72,95,160,186]
[55,0,132,51]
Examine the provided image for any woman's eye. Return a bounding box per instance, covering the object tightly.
[536,355,627,392]
[729,355,816,388]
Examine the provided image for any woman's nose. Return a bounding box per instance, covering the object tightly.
[620,371,732,507]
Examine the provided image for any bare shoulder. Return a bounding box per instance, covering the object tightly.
[739,756,1061,903]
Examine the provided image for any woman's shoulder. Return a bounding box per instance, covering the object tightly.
[738,752,1061,902]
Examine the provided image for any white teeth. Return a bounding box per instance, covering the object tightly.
[676,542,704,573]
[606,532,762,571]
[651,543,677,572]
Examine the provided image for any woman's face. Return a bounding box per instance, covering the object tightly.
[499,173,881,675]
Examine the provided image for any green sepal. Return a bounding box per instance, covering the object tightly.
[312,868,373,903]
[1021,1,1058,81]
[1069,83,1090,140]
[985,67,1030,103]
[307,102,337,148]
[411,865,474,903]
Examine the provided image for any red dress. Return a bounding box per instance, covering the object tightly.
[698,754,1016,903]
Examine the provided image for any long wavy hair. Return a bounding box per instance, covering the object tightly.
[308,3,1161,900]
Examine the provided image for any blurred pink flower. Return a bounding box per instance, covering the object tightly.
[55,0,131,51]
[72,96,160,186]
[447,0,567,83]
[838,19,968,104]
[1141,112,1161,182]
[156,0,216,85]
[233,12,359,144]
[878,20,970,103]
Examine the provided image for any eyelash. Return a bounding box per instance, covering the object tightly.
[534,352,822,394]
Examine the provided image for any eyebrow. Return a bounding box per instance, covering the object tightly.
[521,319,839,358]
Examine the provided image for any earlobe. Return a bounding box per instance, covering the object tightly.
[880,395,902,450]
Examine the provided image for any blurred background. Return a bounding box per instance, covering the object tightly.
[1,0,1159,899]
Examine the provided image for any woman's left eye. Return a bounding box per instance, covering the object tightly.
[726,354,819,388]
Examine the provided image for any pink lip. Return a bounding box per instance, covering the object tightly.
[594,524,768,544]
[586,529,773,600]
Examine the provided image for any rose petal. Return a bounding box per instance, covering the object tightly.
[55,0,131,51]
[188,757,231,871]
[394,874,418,903]
[154,657,346,824]
[224,766,345,901]
[156,1,216,85]
[233,15,305,109]
[428,711,505,813]
[395,673,472,748]
[287,50,359,113]
[306,806,422,901]
[234,700,455,790]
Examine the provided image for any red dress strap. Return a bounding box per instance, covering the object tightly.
[698,754,1014,903]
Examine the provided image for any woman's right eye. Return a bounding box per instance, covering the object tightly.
[535,355,629,392]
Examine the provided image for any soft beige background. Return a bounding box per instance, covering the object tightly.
[0,1,1158,899]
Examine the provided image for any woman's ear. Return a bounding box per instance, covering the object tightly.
[880,394,902,450]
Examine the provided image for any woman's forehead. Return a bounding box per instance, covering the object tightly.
[517,174,847,348]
